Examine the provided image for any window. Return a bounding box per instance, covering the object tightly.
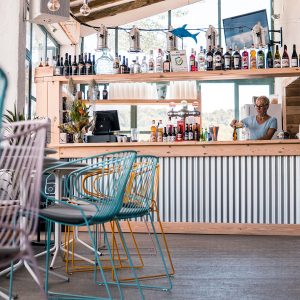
[27,24,59,117]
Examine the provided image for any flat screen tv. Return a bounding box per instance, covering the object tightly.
[223,9,269,49]
[92,110,120,135]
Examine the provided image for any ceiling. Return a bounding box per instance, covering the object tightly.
[69,0,202,36]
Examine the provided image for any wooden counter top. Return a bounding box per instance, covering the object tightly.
[49,139,300,158]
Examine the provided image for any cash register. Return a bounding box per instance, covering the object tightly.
[84,110,119,143]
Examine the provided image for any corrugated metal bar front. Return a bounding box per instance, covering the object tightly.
[157,156,300,224]
[69,156,300,225]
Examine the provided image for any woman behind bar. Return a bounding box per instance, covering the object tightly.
[230,96,277,140]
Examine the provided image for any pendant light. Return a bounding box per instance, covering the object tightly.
[47,0,60,12]
[80,0,91,16]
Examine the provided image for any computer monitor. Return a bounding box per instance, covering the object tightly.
[223,9,269,49]
[92,110,120,135]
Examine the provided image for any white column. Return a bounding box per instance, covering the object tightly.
[0,0,26,113]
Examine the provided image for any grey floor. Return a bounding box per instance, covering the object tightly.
[1,233,300,300]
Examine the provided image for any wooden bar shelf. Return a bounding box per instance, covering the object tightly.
[81,99,198,105]
[35,67,300,83]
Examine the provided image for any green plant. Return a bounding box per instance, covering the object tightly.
[3,104,25,123]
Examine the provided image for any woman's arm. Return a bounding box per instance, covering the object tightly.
[257,128,276,140]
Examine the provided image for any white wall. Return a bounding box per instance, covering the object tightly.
[0,0,26,114]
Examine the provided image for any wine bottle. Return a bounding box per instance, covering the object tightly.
[214,46,222,70]
[54,55,61,76]
[60,57,64,75]
[282,45,290,68]
[78,54,84,75]
[71,55,77,76]
[63,53,69,76]
[250,44,257,69]
[257,45,265,69]
[163,54,171,72]
[291,44,298,67]
[266,44,273,68]
[273,45,281,68]
[120,56,126,74]
[233,46,241,70]
[68,55,72,75]
[206,46,213,71]
[241,46,249,69]
[224,48,231,70]
[86,53,93,75]
[92,55,96,75]
[102,84,108,100]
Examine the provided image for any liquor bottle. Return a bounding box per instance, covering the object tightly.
[63,53,69,76]
[133,56,141,74]
[194,125,199,141]
[102,84,108,100]
[266,44,273,68]
[71,55,78,76]
[206,46,213,71]
[184,124,189,141]
[60,57,64,75]
[274,45,281,68]
[167,127,172,142]
[150,120,157,142]
[120,56,127,74]
[241,46,249,69]
[92,55,96,75]
[163,54,171,72]
[141,56,148,73]
[198,46,206,71]
[39,57,43,67]
[172,127,177,142]
[176,127,182,142]
[282,45,290,68]
[233,46,241,70]
[257,45,265,69]
[86,53,93,75]
[233,127,237,141]
[190,48,197,71]
[291,44,298,67]
[204,128,209,141]
[45,57,49,67]
[112,53,120,74]
[188,124,194,140]
[250,44,257,69]
[78,54,85,75]
[221,48,225,70]
[156,49,163,72]
[148,50,155,73]
[163,127,168,142]
[125,58,130,74]
[157,120,163,142]
[54,55,61,75]
[68,55,72,75]
[224,48,231,70]
[214,46,222,70]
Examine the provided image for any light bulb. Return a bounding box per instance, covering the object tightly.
[80,2,91,16]
[47,0,60,12]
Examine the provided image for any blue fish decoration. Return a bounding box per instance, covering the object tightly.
[170,24,200,43]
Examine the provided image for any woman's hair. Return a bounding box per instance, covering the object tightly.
[256,96,270,106]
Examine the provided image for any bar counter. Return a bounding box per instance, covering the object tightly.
[50,139,300,159]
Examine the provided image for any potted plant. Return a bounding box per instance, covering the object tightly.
[58,100,91,143]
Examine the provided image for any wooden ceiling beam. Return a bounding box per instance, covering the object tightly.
[75,0,165,23]
[71,0,123,14]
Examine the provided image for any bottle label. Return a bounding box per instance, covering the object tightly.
[274,59,281,68]
[188,132,194,140]
[242,56,249,69]
[206,56,213,62]
[224,57,231,69]
[176,133,182,141]
[291,58,298,67]
[267,58,273,68]
[149,63,154,71]
[163,137,167,142]
[233,57,240,68]
[257,56,265,68]
[55,67,61,76]
[250,57,256,68]
[215,55,222,67]
[282,58,289,67]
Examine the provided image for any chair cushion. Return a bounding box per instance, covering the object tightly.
[40,203,98,225]
[0,247,20,262]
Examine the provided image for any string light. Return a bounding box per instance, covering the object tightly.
[80,0,91,17]
[47,0,60,12]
